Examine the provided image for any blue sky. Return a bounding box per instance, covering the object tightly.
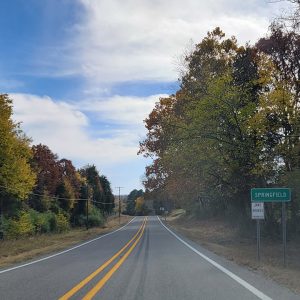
[0,0,289,194]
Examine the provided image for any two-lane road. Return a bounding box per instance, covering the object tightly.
[0,216,298,299]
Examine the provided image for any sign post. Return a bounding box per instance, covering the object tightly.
[251,188,291,266]
[256,219,261,262]
[251,202,264,262]
[282,202,287,267]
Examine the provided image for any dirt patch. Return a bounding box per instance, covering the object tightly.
[166,212,300,294]
[0,215,133,269]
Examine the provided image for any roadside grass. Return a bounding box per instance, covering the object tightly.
[0,215,133,269]
[167,209,186,221]
[166,210,300,295]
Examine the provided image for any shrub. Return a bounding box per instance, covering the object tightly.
[56,213,70,232]
[28,210,53,234]
[89,206,105,227]
[3,218,20,239]
[48,213,58,231]
[2,210,71,238]
[76,214,87,227]
[3,211,35,239]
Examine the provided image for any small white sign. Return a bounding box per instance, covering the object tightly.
[252,202,264,220]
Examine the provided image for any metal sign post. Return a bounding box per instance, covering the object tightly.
[282,202,287,267]
[251,202,264,262]
[251,188,291,267]
[256,219,261,262]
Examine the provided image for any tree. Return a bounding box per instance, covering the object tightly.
[0,94,36,205]
[126,189,144,215]
[139,29,264,214]
[99,175,114,214]
[256,24,300,173]
[31,144,61,196]
[135,196,147,215]
[56,159,81,212]
[79,165,104,210]
[277,0,300,29]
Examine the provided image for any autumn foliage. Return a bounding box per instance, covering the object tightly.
[0,94,114,238]
[140,24,300,234]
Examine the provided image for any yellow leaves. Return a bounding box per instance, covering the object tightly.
[256,52,278,88]
[56,213,70,232]
[248,84,296,136]
[0,94,36,200]
[135,196,145,213]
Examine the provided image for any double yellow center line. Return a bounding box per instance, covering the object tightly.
[59,217,147,300]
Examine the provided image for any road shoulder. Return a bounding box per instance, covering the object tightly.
[161,213,300,299]
[0,215,133,269]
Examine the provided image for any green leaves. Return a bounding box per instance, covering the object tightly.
[0,94,36,200]
[139,26,300,218]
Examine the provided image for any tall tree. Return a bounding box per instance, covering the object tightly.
[0,94,36,207]
[56,159,81,212]
[139,29,263,213]
[126,189,144,215]
[31,144,61,196]
[79,165,104,210]
[99,175,114,214]
[257,23,300,172]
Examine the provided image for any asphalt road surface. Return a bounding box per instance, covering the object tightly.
[0,216,299,300]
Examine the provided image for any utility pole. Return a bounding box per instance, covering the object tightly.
[115,187,124,224]
[86,185,89,230]
[0,198,3,239]
[86,197,89,230]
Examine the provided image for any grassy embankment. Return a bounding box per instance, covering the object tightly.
[166,209,300,294]
[0,215,133,269]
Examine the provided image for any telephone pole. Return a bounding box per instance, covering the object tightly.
[86,184,89,230]
[115,187,124,224]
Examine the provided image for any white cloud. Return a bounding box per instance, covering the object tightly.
[74,94,166,126]
[10,0,290,91]
[12,94,88,127]
[69,0,288,86]
[10,93,160,166]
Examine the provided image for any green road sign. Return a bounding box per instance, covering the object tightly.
[251,188,291,202]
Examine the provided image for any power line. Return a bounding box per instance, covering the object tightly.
[0,184,114,205]
[115,186,124,224]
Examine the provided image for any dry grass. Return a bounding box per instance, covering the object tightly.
[167,211,300,294]
[0,215,133,269]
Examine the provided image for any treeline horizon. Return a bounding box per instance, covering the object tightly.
[0,94,115,239]
[140,6,300,236]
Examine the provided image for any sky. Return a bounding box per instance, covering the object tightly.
[0,0,291,194]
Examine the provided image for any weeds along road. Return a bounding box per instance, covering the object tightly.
[0,216,298,300]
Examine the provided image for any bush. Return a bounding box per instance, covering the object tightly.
[3,211,35,239]
[56,213,70,232]
[76,214,87,227]
[28,210,54,234]
[2,210,71,238]
[3,218,20,239]
[89,206,105,227]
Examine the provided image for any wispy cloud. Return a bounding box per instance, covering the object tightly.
[71,0,285,88]
[11,93,161,166]
[3,0,289,94]
[74,94,166,126]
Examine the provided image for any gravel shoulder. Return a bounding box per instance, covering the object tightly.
[166,210,300,295]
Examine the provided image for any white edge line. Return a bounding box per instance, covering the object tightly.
[0,217,137,274]
[157,216,272,300]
